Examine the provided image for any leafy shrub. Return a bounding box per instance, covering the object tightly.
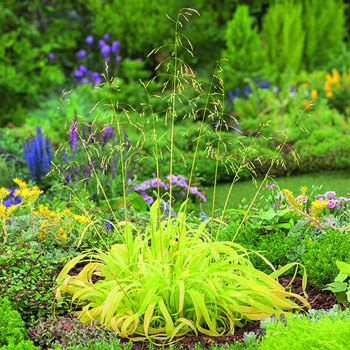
[27,315,118,349]
[0,128,29,187]
[0,244,67,324]
[0,296,27,346]
[0,0,89,126]
[301,229,350,288]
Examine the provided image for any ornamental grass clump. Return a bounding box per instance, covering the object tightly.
[55,8,311,343]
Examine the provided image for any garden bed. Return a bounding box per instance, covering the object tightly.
[66,263,340,350]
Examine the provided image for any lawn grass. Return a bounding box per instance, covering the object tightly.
[203,170,350,214]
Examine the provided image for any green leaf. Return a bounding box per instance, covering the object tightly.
[324,281,348,293]
[336,261,350,276]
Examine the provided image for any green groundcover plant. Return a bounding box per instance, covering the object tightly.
[41,7,313,344]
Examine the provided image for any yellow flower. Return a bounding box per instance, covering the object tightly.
[0,188,10,201]
[324,80,332,92]
[332,68,341,83]
[74,214,90,224]
[61,233,67,240]
[13,178,27,190]
[57,226,64,235]
[326,91,333,98]
[310,89,318,100]
[0,204,19,219]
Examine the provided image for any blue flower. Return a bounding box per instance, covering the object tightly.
[23,125,53,181]
[81,78,90,84]
[78,64,88,74]
[86,36,94,45]
[76,49,87,60]
[2,188,22,207]
[111,41,120,53]
[235,86,240,98]
[101,45,111,56]
[103,33,111,41]
[260,81,269,89]
[98,40,106,48]
[74,69,84,78]
[91,72,102,84]
[48,52,55,61]
[103,221,112,230]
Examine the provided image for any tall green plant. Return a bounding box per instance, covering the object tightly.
[55,8,310,343]
[301,0,346,71]
[221,5,265,89]
[262,0,305,74]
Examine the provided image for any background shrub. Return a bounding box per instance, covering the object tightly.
[262,0,305,75]
[0,0,91,127]
[301,0,346,71]
[221,5,266,89]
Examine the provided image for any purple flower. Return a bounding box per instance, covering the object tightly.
[105,57,111,63]
[86,36,94,45]
[79,64,87,73]
[81,78,90,84]
[76,49,87,60]
[189,186,198,194]
[178,180,187,188]
[98,40,106,48]
[74,69,84,78]
[91,72,102,84]
[115,55,122,62]
[137,58,142,63]
[145,196,154,204]
[103,33,111,41]
[48,52,55,61]
[151,178,158,187]
[111,41,120,53]
[69,121,78,152]
[266,184,277,188]
[180,191,186,196]
[325,191,336,199]
[101,45,111,56]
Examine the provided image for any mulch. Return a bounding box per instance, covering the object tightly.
[66,263,339,350]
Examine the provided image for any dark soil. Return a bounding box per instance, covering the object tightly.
[67,264,339,350]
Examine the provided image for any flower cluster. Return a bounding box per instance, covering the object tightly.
[1,188,22,207]
[129,174,206,205]
[228,78,272,102]
[23,125,53,181]
[33,204,89,244]
[323,68,350,116]
[265,184,350,230]
[0,179,43,243]
[317,191,350,210]
[73,33,122,85]
[324,68,342,99]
